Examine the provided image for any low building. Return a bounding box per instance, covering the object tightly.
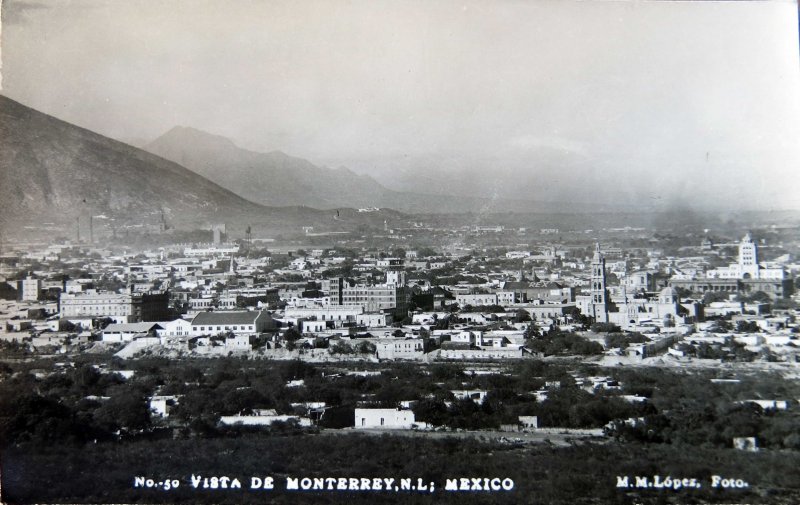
[190,310,274,336]
[219,409,312,427]
[450,390,489,404]
[226,334,255,349]
[156,318,193,340]
[102,322,164,342]
[354,408,416,429]
[149,395,179,417]
[375,339,424,360]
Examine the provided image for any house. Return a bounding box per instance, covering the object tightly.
[156,318,193,340]
[375,339,424,360]
[190,310,274,336]
[354,408,416,429]
[219,409,312,427]
[102,322,164,342]
[149,395,179,417]
[733,437,758,452]
[226,334,254,349]
[450,390,489,404]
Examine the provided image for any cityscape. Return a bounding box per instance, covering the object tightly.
[2,1,800,504]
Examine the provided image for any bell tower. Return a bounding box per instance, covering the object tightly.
[590,243,609,323]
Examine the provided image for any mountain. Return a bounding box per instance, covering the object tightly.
[144,127,597,214]
[145,126,405,209]
[0,95,398,241]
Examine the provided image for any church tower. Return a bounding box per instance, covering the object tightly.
[590,243,609,323]
[738,233,759,279]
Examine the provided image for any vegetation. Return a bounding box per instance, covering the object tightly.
[3,355,800,503]
[526,331,604,356]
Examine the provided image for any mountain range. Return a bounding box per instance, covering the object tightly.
[0,95,400,241]
[143,126,595,214]
[0,93,634,244]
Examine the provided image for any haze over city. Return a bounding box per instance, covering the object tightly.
[3,0,800,211]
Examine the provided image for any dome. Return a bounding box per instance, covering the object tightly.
[659,287,678,303]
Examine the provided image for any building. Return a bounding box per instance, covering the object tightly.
[669,235,793,301]
[219,409,312,427]
[59,290,170,323]
[20,274,42,302]
[703,234,788,282]
[329,279,410,319]
[149,395,179,417]
[156,318,193,339]
[102,322,164,342]
[189,310,274,336]
[354,408,416,429]
[578,246,701,328]
[587,243,609,323]
[375,339,425,360]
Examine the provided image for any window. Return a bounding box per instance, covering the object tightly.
[380,418,385,426]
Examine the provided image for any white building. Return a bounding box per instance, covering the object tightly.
[219,409,312,427]
[149,395,179,417]
[102,322,164,342]
[375,339,424,360]
[21,274,42,302]
[706,234,785,280]
[190,310,274,336]
[156,318,193,339]
[354,408,416,429]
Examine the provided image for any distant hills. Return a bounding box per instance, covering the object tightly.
[145,126,392,210]
[143,126,586,214]
[0,95,401,240]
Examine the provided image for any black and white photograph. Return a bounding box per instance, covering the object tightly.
[1,0,800,503]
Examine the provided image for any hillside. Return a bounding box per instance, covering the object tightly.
[0,96,412,241]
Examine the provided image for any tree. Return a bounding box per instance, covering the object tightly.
[329,342,355,355]
[703,291,729,305]
[356,341,377,354]
[515,309,532,323]
[94,393,151,432]
[709,319,732,333]
[283,327,302,342]
[735,320,760,333]
[590,322,621,333]
[740,291,771,304]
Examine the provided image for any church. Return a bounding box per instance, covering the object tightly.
[577,244,703,329]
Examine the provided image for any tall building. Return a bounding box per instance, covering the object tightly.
[20,274,42,302]
[324,277,409,319]
[60,289,170,323]
[589,243,609,323]
[738,233,759,279]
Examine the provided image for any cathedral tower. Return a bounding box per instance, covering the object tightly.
[590,243,609,323]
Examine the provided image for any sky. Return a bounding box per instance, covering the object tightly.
[2,0,800,211]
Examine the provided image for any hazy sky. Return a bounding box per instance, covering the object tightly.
[2,0,800,211]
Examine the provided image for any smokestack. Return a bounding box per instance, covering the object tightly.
[76,216,81,242]
[89,215,94,244]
